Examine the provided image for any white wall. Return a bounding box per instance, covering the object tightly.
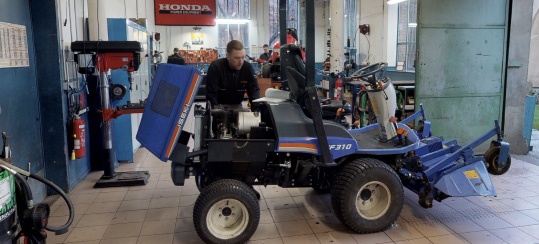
[358,0,389,65]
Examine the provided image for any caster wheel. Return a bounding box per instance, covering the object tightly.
[484,147,511,175]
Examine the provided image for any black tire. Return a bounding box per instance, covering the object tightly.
[331,158,404,233]
[415,125,432,137]
[484,147,511,175]
[261,63,271,78]
[193,179,260,244]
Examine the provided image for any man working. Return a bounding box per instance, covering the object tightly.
[205,40,260,110]
[167,47,185,65]
[259,44,272,62]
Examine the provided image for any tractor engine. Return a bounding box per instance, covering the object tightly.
[193,104,275,151]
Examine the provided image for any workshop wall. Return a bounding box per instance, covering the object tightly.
[155,0,330,63]
[0,0,47,201]
[358,0,389,65]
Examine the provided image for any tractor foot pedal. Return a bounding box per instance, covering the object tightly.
[94,171,150,188]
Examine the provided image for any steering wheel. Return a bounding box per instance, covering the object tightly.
[351,62,388,83]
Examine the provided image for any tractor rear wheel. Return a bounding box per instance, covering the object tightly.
[331,158,403,233]
[193,179,260,244]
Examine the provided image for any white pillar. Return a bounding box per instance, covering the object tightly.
[87,0,109,41]
[329,0,344,73]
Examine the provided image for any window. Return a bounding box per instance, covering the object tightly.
[344,0,357,46]
[344,0,357,64]
[396,0,417,71]
[269,0,299,47]
[217,0,250,57]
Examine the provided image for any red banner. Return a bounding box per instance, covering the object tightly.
[155,0,216,26]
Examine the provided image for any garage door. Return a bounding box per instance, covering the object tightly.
[415,0,510,152]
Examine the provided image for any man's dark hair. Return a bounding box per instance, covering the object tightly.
[226,40,244,54]
[263,44,269,48]
[173,47,179,53]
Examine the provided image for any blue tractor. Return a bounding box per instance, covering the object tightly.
[138,56,510,243]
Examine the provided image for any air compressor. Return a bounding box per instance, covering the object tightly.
[0,132,74,244]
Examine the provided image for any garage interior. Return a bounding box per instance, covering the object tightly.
[1,0,539,243]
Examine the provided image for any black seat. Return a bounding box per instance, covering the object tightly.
[280,44,351,119]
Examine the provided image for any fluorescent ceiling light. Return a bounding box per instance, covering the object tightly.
[215,19,250,24]
[408,23,417,27]
[387,0,406,5]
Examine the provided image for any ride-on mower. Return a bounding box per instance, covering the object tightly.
[136,1,510,243]
[137,58,509,243]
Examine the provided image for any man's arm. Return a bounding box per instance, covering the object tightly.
[205,63,219,107]
[179,56,185,65]
[246,65,260,108]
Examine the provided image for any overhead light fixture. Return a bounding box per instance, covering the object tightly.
[408,23,417,27]
[387,0,406,5]
[215,19,250,24]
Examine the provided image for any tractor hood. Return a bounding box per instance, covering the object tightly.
[137,64,203,161]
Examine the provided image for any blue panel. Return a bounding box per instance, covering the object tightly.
[434,160,496,197]
[137,64,202,161]
[0,1,43,182]
[107,19,128,41]
[108,18,132,163]
[111,69,134,163]
[523,95,536,150]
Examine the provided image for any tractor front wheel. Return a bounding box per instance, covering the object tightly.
[193,179,260,244]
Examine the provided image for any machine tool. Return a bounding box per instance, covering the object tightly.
[71,41,149,188]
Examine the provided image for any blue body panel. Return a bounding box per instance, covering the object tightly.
[277,136,358,159]
[137,64,202,161]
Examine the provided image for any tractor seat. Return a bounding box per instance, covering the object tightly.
[281,43,352,120]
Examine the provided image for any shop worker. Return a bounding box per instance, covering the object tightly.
[167,47,185,65]
[205,40,260,110]
[259,44,272,61]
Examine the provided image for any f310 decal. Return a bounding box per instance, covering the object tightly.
[329,144,352,150]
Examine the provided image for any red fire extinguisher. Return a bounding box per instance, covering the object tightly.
[72,116,86,159]
[334,76,343,100]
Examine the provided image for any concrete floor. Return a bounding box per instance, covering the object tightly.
[44,116,539,243]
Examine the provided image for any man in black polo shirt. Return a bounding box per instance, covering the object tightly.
[167,47,185,65]
[205,40,260,110]
[259,44,272,62]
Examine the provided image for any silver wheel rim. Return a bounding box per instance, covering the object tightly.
[206,199,249,240]
[355,181,391,220]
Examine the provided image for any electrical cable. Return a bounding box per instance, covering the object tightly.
[364,34,371,64]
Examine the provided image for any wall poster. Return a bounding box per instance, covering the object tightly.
[191,32,203,45]
[0,22,29,68]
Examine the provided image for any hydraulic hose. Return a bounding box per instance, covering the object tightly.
[29,173,73,233]
[0,159,74,234]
